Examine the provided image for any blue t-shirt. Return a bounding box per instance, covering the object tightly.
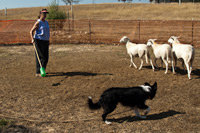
[34,19,50,41]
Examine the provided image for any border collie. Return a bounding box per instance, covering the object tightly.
[88,82,157,124]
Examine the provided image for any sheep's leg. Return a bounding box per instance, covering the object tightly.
[182,60,185,70]
[145,52,149,64]
[189,55,194,74]
[139,58,143,70]
[129,54,133,67]
[174,58,177,72]
[172,52,177,73]
[171,59,175,74]
[150,59,155,71]
[167,53,171,64]
[160,59,163,70]
[190,66,192,75]
[162,59,168,74]
[189,62,193,75]
[184,60,191,79]
[154,58,158,69]
[129,55,137,69]
[171,52,175,74]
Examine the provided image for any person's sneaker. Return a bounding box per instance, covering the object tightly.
[35,74,41,77]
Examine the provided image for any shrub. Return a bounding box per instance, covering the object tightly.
[47,0,67,20]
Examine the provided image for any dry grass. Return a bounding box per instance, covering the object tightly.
[0,3,200,20]
[0,45,200,132]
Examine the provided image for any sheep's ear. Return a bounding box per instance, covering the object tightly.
[153,39,157,41]
[177,36,180,38]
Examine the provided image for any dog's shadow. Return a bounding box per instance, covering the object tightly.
[108,110,185,123]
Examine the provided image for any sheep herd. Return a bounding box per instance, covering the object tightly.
[120,36,195,79]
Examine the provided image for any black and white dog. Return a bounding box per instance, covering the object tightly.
[88,82,157,124]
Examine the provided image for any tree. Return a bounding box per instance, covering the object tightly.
[118,0,133,3]
[62,0,79,5]
[62,0,80,13]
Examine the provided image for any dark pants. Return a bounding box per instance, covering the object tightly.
[34,39,49,74]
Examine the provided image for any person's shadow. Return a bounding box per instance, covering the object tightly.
[107,110,185,123]
[47,72,113,86]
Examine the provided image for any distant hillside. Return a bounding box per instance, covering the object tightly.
[0,3,200,20]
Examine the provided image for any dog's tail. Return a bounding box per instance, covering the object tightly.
[88,96,101,110]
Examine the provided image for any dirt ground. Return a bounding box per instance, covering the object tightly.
[0,44,200,133]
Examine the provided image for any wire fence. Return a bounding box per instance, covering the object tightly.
[0,19,200,47]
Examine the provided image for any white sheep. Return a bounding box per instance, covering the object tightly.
[120,36,155,71]
[147,39,172,74]
[168,36,195,79]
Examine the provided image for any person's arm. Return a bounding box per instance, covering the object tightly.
[30,21,39,44]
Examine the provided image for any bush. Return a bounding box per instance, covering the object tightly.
[47,10,66,20]
[47,0,67,20]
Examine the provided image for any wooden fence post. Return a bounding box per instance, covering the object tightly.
[192,18,194,45]
[138,18,141,43]
[68,11,70,31]
[5,7,7,16]
[89,19,92,43]
[72,13,74,31]
[89,19,91,34]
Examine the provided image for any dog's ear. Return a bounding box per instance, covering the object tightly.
[144,82,150,86]
[152,82,157,91]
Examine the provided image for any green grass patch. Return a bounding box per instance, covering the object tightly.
[0,119,12,131]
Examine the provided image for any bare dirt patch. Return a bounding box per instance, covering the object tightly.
[0,44,200,132]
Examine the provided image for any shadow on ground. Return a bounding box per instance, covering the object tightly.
[173,67,200,77]
[48,71,113,86]
[143,65,200,78]
[108,110,185,123]
[47,71,112,77]
[192,69,200,78]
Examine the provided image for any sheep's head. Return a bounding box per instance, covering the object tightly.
[120,36,130,43]
[147,39,157,46]
[168,36,180,44]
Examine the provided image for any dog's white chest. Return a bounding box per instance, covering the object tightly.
[140,85,151,92]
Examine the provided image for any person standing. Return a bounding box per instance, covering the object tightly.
[30,9,50,77]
